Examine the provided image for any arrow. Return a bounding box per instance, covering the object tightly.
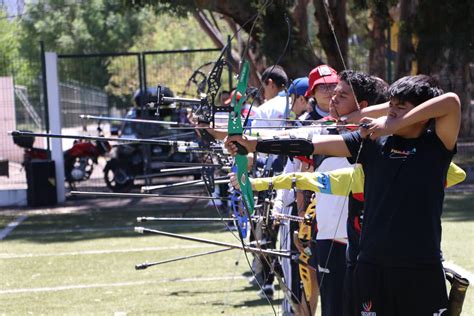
[134,227,292,258]
[135,248,234,270]
[71,191,231,201]
[141,176,230,193]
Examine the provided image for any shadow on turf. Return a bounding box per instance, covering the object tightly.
[2,202,241,243]
[442,191,474,222]
[165,289,284,309]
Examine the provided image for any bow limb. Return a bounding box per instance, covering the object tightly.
[297,198,318,314]
[228,60,254,216]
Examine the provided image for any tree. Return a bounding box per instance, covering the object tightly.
[0,9,20,76]
[126,0,332,84]
[394,0,473,136]
[313,0,348,72]
[19,0,154,88]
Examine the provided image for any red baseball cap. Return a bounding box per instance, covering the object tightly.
[224,90,242,105]
[304,65,339,97]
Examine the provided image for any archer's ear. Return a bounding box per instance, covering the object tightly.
[359,100,368,110]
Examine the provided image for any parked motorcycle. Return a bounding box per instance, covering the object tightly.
[13,125,111,189]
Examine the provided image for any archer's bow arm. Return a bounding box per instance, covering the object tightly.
[251,161,465,195]
[252,166,364,196]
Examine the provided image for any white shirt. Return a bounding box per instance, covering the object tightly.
[251,95,289,129]
[315,157,352,241]
[273,158,302,214]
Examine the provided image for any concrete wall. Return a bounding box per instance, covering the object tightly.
[0,77,23,163]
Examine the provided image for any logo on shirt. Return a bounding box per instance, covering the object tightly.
[316,173,331,194]
[389,147,416,159]
[361,301,376,316]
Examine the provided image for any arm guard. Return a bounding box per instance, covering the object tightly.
[255,136,314,156]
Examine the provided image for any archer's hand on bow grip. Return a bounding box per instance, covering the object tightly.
[224,135,257,156]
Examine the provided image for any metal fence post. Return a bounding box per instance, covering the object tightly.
[40,41,51,153]
[45,52,66,203]
[227,35,233,91]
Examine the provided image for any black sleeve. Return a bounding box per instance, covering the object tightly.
[341,131,365,164]
[255,137,314,156]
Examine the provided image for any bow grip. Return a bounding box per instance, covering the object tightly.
[228,133,248,155]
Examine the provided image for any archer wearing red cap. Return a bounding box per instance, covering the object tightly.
[304,65,339,121]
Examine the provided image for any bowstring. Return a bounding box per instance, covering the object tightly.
[223,1,281,313]
[231,2,308,312]
[317,0,365,291]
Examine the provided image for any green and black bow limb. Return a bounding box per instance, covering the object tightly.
[209,3,310,313]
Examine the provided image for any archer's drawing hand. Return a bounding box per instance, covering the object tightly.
[360,116,394,140]
[224,135,257,155]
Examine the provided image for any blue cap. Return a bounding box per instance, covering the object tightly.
[288,77,309,97]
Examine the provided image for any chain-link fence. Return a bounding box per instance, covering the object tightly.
[56,48,228,192]
[0,54,45,191]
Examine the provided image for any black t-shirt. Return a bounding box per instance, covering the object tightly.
[342,130,455,267]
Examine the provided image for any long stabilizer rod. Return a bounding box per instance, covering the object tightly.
[134,227,292,258]
[135,248,233,270]
[9,130,198,147]
[80,114,187,126]
[137,217,235,222]
[71,191,230,201]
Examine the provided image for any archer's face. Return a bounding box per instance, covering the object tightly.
[263,80,279,101]
[313,83,337,112]
[292,95,308,116]
[329,81,358,118]
[387,98,415,120]
[387,97,427,137]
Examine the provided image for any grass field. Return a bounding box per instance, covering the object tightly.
[0,190,473,315]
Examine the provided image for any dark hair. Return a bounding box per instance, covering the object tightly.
[388,75,444,106]
[261,65,288,88]
[338,70,379,106]
[371,76,390,105]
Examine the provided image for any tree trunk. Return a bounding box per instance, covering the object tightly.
[259,0,322,79]
[194,0,322,81]
[292,0,310,44]
[368,6,389,81]
[414,0,473,136]
[132,0,324,82]
[394,0,416,79]
[192,10,261,86]
[313,0,348,72]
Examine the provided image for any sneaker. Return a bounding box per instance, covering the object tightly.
[257,284,274,300]
[248,273,264,286]
[206,199,222,207]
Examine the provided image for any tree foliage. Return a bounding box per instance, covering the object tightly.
[0,9,21,76]
[19,0,154,87]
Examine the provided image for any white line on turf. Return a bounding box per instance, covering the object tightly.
[0,215,28,240]
[0,276,246,294]
[7,222,219,236]
[0,244,217,259]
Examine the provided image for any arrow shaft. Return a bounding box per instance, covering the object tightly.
[137,217,234,222]
[141,176,229,192]
[71,191,230,201]
[135,248,233,270]
[9,131,198,146]
[135,227,291,258]
[80,114,183,126]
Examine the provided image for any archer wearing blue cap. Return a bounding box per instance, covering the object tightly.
[287,77,309,121]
